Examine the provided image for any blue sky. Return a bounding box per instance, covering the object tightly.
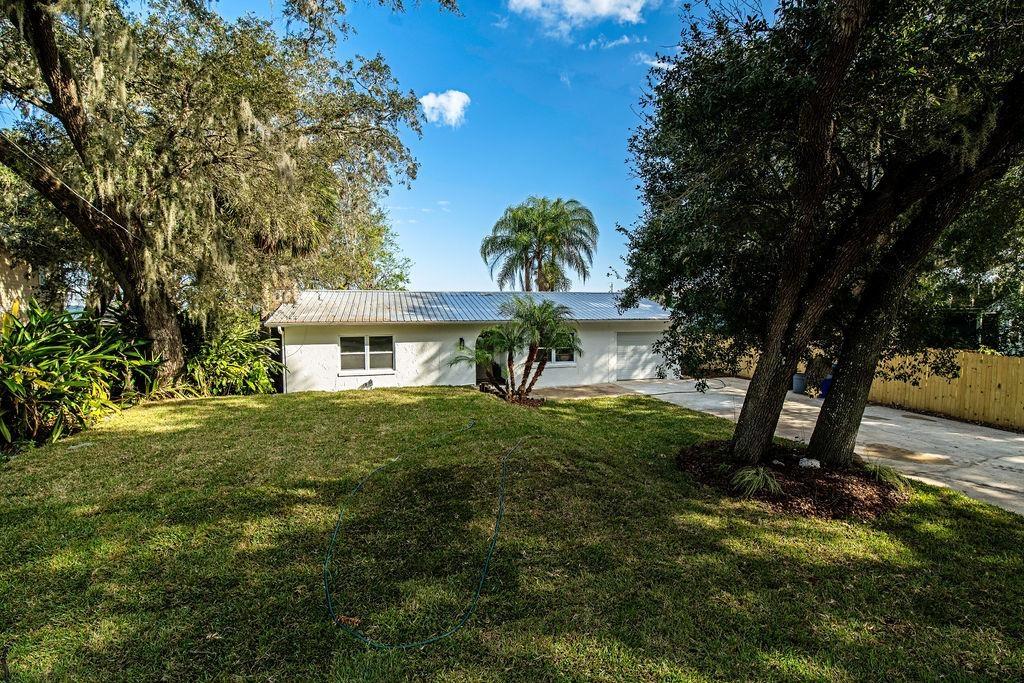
[240,1,690,290]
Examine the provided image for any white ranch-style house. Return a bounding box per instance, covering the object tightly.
[265,290,670,393]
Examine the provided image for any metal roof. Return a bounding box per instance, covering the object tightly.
[265,290,670,326]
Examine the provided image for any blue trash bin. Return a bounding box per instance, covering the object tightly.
[792,372,807,394]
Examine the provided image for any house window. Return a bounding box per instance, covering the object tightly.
[538,335,576,364]
[554,345,575,363]
[368,335,394,369]
[339,335,394,372]
[339,336,366,370]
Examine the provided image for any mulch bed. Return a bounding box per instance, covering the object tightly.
[477,386,545,408]
[513,397,545,408]
[677,440,909,520]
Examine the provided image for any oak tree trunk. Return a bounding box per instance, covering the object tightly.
[731,337,801,463]
[807,309,890,466]
[807,155,1019,464]
[124,273,185,381]
[729,0,872,464]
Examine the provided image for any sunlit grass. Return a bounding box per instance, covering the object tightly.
[1,387,1022,680]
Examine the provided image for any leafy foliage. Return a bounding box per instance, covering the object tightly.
[730,466,782,498]
[0,0,430,374]
[0,166,99,309]
[0,299,154,448]
[292,202,411,291]
[622,0,1024,380]
[908,168,1024,357]
[184,318,281,397]
[449,295,581,401]
[481,197,598,291]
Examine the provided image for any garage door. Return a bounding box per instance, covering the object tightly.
[616,332,665,380]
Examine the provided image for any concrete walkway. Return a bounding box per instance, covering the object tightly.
[610,377,1024,515]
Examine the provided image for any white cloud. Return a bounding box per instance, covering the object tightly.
[560,71,572,87]
[492,14,510,29]
[437,200,451,212]
[634,51,673,70]
[419,90,471,127]
[579,33,646,50]
[509,0,655,36]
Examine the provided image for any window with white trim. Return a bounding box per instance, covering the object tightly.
[368,335,394,369]
[339,335,394,372]
[537,335,576,364]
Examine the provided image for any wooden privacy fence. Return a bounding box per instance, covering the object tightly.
[868,351,1024,431]
[735,350,1024,431]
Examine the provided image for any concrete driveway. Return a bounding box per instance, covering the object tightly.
[613,377,1024,515]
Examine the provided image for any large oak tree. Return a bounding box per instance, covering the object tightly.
[808,165,1024,464]
[0,0,445,378]
[623,0,1024,463]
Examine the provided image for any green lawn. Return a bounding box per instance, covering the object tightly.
[1,388,1022,681]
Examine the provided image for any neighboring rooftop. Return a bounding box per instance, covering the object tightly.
[265,290,670,326]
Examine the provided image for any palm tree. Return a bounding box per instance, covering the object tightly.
[449,322,528,400]
[450,295,582,402]
[480,197,598,291]
[479,204,537,291]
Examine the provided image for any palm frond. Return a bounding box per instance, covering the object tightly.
[481,196,599,291]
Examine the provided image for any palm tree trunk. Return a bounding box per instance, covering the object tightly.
[523,358,548,397]
[506,349,517,401]
[481,366,508,398]
[516,344,538,397]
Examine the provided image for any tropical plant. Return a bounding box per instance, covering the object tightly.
[0,299,155,449]
[863,463,910,493]
[452,322,528,401]
[450,295,582,402]
[184,319,281,397]
[730,466,782,498]
[481,197,598,291]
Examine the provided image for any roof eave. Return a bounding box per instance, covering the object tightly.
[263,318,670,327]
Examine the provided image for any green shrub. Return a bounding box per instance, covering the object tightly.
[731,466,783,498]
[185,319,280,396]
[864,462,910,491]
[0,300,156,448]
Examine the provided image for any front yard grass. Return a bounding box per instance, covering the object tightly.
[1,387,1022,680]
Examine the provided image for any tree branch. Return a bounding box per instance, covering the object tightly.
[792,69,1024,346]
[0,133,121,245]
[10,1,92,163]
[0,79,56,116]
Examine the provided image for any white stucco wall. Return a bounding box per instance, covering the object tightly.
[278,320,669,393]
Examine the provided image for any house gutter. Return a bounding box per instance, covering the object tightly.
[263,318,670,327]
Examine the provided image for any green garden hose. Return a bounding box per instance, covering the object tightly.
[323,419,523,650]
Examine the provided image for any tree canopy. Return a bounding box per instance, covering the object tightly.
[0,0,437,376]
[481,197,598,291]
[623,0,1024,462]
